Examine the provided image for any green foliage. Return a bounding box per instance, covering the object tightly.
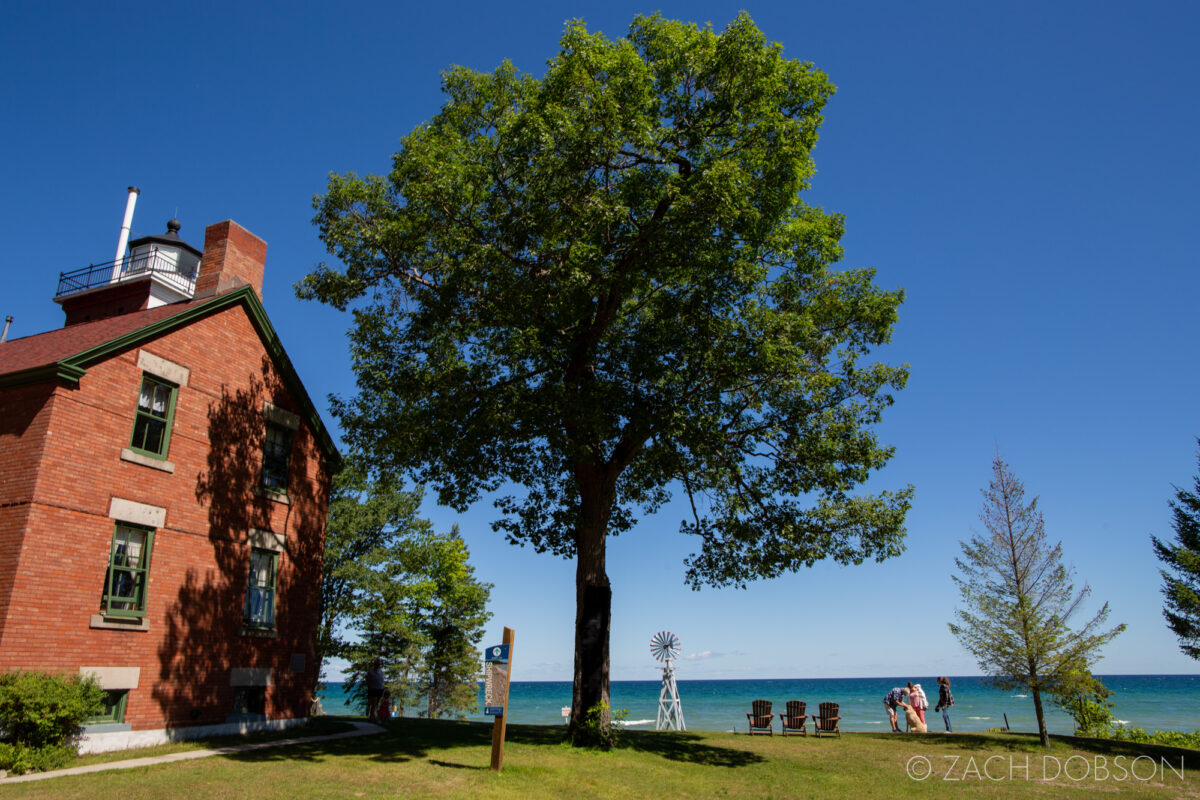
[0,741,76,775]
[949,457,1125,747]
[412,529,493,719]
[573,702,629,749]
[300,10,910,586]
[343,525,492,720]
[323,457,492,719]
[1105,726,1200,749]
[317,457,428,692]
[1151,440,1200,661]
[300,12,910,744]
[1048,666,1115,735]
[0,670,104,753]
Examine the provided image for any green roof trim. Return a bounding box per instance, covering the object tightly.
[0,362,87,389]
[36,287,340,463]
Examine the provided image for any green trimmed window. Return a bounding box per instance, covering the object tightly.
[87,690,129,724]
[260,422,292,493]
[244,549,278,628]
[129,375,177,458]
[103,524,154,618]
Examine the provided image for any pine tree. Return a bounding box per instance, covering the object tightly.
[415,528,492,719]
[319,459,491,718]
[1151,442,1200,660]
[949,456,1124,747]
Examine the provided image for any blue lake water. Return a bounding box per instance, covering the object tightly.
[318,674,1199,734]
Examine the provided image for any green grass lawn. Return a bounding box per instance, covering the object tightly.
[4,718,1197,799]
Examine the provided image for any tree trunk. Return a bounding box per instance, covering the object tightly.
[567,479,613,747]
[1032,687,1050,747]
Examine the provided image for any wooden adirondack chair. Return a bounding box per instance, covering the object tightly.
[781,701,807,736]
[811,702,841,738]
[746,699,774,735]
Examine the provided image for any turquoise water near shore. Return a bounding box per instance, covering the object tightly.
[318,674,1199,734]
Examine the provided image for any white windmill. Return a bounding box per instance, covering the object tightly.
[651,630,686,731]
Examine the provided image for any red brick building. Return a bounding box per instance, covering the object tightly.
[0,216,338,752]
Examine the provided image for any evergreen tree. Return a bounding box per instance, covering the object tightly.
[414,528,492,719]
[316,459,427,701]
[319,459,491,718]
[1151,442,1200,660]
[949,456,1124,747]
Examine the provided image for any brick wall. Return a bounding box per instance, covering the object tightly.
[194,221,267,301]
[60,279,153,327]
[0,303,330,730]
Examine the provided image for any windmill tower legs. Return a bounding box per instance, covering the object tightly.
[656,662,686,731]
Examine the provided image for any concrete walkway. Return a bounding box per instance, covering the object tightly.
[0,720,386,785]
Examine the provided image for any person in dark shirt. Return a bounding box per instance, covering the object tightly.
[366,658,386,719]
[934,677,955,732]
[883,687,908,732]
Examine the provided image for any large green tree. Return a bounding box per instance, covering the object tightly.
[949,456,1124,747]
[300,13,911,745]
[1151,441,1200,660]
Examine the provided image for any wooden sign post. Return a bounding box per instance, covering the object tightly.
[484,626,515,772]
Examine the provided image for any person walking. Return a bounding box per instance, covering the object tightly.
[907,681,929,727]
[934,676,955,732]
[884,687,908,732]
[366,658,386,720]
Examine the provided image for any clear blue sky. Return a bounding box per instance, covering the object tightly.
[4,1,1198,681]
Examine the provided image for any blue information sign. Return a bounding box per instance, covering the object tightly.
[483,642,510,715]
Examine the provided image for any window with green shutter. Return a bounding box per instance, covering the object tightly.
[129,375,177,458]
[103,524,154,618]
[86,690,129,724]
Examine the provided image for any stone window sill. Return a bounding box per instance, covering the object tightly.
[83,722,132,733]
[90,614,150,632]
[120,448,176,474]
[238,625,278,639]
[255,487,290,505]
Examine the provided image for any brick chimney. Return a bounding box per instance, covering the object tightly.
[194,221,266,300]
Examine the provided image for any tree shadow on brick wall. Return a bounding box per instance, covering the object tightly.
[153,355,328,729]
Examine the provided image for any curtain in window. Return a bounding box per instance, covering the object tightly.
[110,527,146,607]
[245,551,275,626]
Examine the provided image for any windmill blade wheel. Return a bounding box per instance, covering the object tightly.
[650,630,681,662]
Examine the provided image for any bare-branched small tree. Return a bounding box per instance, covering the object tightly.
[949,455,1124,747]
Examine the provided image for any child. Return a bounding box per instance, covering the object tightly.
[907,681,929,726]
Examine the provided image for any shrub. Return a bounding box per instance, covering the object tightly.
[572,702,629,749]
[1106,726,1200,749]
[0,742,75,776]
[0,670,105,751]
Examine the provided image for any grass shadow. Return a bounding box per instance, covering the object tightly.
[856,732,1042,753]
[620,729,765,767]
[222,718,762,770]
[427,760,487,770]
[1051,734,1193,768]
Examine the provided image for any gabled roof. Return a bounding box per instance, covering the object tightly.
[0,287,340,462]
